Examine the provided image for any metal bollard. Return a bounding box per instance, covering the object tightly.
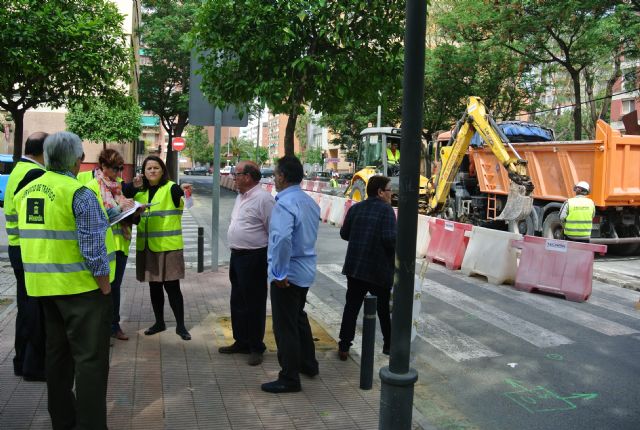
[360,294,377,390]
[197,227,204,273]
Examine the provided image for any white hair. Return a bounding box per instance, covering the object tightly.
[44,132,84,171]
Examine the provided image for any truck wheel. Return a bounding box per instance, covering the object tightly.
[350,178,366,202]
[542,212,563,240]
[508,214,535,236]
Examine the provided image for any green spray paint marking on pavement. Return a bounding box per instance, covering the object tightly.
[545,353,564,361]
[503,379,597,413]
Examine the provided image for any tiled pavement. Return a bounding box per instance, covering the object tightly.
[0,253,426,429]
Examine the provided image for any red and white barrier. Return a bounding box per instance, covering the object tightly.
[425,219,473,270]
[415,215,433,258]
[319,195,333,222]
[461,226,521,285]
[511,236,607,302]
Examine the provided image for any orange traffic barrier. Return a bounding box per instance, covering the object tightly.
[511,236,607,303]
[425,219,473,270]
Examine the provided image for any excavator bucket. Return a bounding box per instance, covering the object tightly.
[495,183,533,221]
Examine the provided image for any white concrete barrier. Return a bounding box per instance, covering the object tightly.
[461,226,522,285]
[415,215,433,258]
[328,197,347,226]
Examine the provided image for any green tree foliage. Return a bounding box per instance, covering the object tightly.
[139,0,199,180]
[301,147,323,165]
[193,0,405,156]
[0,0,130,161]
[227,136,257,163]
[183,125,213,165]
[422,42,542,141]
[248,146,269,165]
[438,0,637,139]
[66,96,142,149]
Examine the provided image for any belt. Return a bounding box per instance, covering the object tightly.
[230,247,267,256]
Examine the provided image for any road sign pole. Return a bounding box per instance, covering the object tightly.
[211,108,222,272]
[379,0,426,428]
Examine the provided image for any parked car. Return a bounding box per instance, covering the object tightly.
[184,166,209,176]
[260,167,275,178]
[338,173,353,185]
[306,171,331,182]
[220,166,233,176]
[0,154,15,207]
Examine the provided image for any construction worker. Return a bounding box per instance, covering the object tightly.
[386,141,400,165]
[329,172,339,188]
[560,181,595,242]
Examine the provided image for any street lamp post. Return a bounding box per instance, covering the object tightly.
[379,0,427,429]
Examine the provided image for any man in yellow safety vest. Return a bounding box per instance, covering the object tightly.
[560,181,595,242]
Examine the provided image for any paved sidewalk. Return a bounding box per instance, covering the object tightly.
[0,263,425,429]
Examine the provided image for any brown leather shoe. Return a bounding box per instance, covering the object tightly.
[112,330,129,341]
[338,350,349,361]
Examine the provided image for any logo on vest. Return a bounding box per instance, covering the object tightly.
[26,198,45,224]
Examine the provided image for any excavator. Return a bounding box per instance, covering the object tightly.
[427,96,534,221]
[345,96,535,221]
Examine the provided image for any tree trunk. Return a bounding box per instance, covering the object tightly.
[570,69,582,140]
[284,110,298,157]
[584,69,597,139]
[166,133,176,182]
[11,109,25,163]
[599,52,622,124]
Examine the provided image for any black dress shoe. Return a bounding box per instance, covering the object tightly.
[218,343,250,354]
[176,327,191,341]
[300,368,319,378]
[144,323,166,336]
[261,380,301,393]
[23,374,46,382]
[382,344,390,355]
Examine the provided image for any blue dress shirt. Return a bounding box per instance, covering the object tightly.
[268,185,319,288]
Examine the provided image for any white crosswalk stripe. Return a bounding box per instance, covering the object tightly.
[316,261,640,364]
[428,264,639,337]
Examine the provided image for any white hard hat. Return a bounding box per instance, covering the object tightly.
[575,181,590,193]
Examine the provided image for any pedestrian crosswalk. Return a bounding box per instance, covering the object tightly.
[126,210,211,269]
[315,262,640,364]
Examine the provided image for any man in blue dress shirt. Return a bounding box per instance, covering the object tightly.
[262,156,320,394]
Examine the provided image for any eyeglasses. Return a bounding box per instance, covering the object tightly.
[233,172,248,177]
[383,188,392,192]
[112,165,124,172]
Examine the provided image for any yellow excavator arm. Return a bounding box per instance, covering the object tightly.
[427,96,534,221]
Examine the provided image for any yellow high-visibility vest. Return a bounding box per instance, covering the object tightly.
[564,197,595,239]
[76,170,94,185]
[387,148,400,164]
[135,182,184,252]
[4,160,44,246]
[14,172,115,296]
[85,177,131,256]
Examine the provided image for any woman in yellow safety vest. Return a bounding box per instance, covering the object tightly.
[135,155,193,340]
[78,149,143,341]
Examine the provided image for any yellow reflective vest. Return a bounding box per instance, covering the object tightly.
[76,170,94,185]
[14,172,115,296]
[564,197,595,239]
[4,160,44,246]
[135,182,184,252]
[387,148,400,164]
[85,177,131,256]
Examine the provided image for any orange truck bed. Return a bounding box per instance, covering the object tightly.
[471,120,640,207]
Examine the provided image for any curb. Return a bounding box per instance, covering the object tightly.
[592,269,640,292]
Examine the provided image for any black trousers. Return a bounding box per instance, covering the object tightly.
[229,247,268,353]
[338,276,391,352]
[41,289,112,430]
[149,280,185,328]
[110,251,128,332]
[270,283,318,385]
[10,245,46,378]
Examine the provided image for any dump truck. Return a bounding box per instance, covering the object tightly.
[433,119,640,255]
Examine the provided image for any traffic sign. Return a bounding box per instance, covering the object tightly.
[172,137,185,151]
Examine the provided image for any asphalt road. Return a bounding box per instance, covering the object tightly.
[186,176,640,430]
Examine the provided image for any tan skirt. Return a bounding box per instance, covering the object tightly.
[136,248,185,283]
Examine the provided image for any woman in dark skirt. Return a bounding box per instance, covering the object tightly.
[134,155,192,340]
